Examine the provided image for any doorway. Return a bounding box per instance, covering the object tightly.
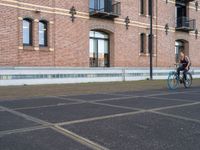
[175,40,189,63]
[89,31,110,67]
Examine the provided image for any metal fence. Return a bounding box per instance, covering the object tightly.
[0,67,200,86]
[89,0,121,16]
[176,17,196,31]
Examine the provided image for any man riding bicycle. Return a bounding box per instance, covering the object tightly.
[177,50,191,81]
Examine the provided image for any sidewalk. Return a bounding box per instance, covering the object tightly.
[0,79,200,100]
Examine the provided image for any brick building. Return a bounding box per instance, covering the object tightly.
[0,0,199,68]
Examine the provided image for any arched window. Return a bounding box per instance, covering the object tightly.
[140,0,145,15]
[89,31,110,67]
[140,33,146,53]
[39,21,48,47]
[23,18,32,46]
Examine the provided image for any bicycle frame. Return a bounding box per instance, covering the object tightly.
[167,63,192,89]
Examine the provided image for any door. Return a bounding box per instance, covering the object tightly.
[176,4,187,27]
[175,41,184,63]
[104,0,112,13]
[89,31,110,67]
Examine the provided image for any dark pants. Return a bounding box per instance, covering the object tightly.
[177,66,188,80]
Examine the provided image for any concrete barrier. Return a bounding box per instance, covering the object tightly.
[0,67,199,86]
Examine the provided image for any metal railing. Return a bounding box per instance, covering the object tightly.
[176,17,196,31]
[176,0,195,3]
[89,0,121,17]
[1,67,199,86]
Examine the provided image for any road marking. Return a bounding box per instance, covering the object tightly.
[0,105,110,149]
[56,110,145,126]
[54,96,88,103]
[105,89,200,97]
[0,106,51,125]
[151,101,200,111]
[56,101,200,127]
[0,96,57,102]
[1,100,200,138]
[13,101,84,111]
[187,92,200,96]
[63,96,134,103]
[0,125,48,137]
[52,125,110,150]
[149,96,197,103]
[150,111,200,124]
[90,101,141,111]
[59,90,199,103]
[1,88,200,146]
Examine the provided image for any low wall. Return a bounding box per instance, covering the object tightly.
[0,67,200,86]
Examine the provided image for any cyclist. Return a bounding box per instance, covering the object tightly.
[177,50,191,81]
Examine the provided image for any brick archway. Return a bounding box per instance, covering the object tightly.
[90,24,115,34]
[175,39,189,62]
[89,25,115,67]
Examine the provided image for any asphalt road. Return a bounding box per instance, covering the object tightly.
[1,87,200,150]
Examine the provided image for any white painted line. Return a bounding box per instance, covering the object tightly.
[52,125,110,150]
[0,105,109,149]
[90,101,141,111]
[149,96,197,103]
[13,102,85,111]
[56,110,145,126]
[0,125,48,136]
[0,106,51,125]
[150,111,200,124]
[151,102,200,111]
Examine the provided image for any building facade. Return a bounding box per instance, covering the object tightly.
[0,0,199,68]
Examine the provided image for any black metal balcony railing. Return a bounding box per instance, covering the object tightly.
[176,17,196,31]
[89,0,121,19]
[176,0,195,4]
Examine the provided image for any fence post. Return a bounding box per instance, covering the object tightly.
[122,68,126,82]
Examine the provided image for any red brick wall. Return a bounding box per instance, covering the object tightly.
[0,0,199,67]
[0,4,18,66]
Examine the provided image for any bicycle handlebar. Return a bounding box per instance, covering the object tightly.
[174,63,187,66]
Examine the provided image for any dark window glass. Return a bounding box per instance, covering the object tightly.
[148,0,153,16]
[23,19,32,46]
[140,0,145,15]
[140,33,146,53]
[39,21,48,47]
[89,0,112,12]
[148,34,154,54]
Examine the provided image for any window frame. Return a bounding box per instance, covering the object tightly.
[148,0,154,16]
[140,0,145,15]
[89,31,110,67]
[148,34,154,54]
[23,18,33,46]
[39,20,48,47]
[140,33,146,53]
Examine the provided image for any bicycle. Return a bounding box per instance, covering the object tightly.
[167,63,193,90]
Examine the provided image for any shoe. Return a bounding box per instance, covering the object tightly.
[180,79,183,84]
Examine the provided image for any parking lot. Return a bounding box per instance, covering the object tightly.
[1,86,200,150]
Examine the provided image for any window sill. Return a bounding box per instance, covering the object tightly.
[139,53,157,57]
[19,46,53,52]
[146,15,157,19]
[39,47,49,51]
[22,46,35,51]
[139,13,146,17]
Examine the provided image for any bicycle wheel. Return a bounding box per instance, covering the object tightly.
[183,72,192,88]
[167,72,179,90]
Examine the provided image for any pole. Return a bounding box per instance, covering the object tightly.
[149,0,153,80]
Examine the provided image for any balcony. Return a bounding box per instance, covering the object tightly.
[176,0,195,4]
[89,0,121,19]
[176,17,196,32]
